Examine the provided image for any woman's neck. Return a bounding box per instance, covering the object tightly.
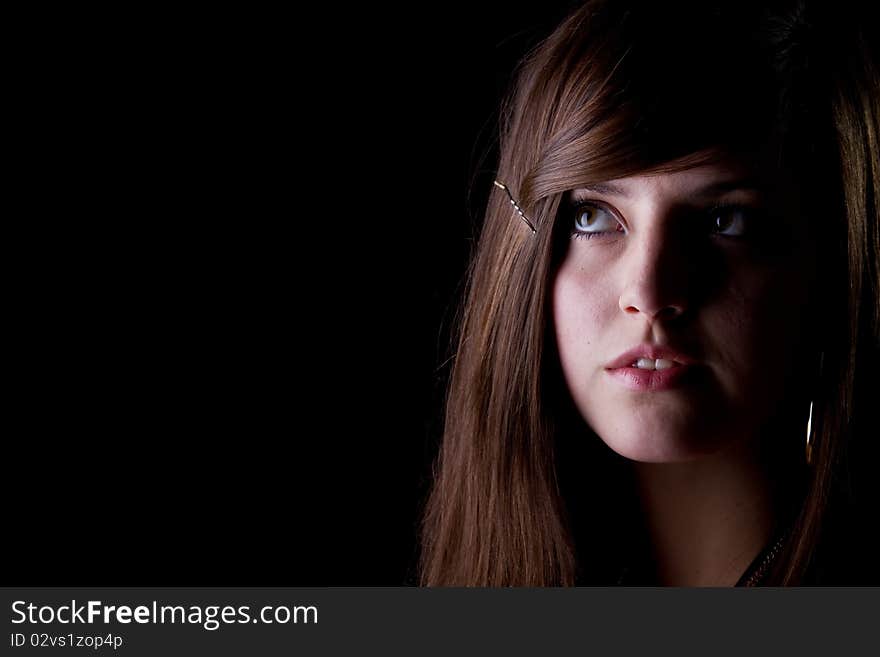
[630,440,778,586]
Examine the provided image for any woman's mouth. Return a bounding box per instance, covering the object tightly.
[606,361,697,391]
[630,357,680,370]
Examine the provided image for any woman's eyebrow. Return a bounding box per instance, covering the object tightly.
[570,177,766,200]
[695,177,766,197]
[571,182,631,198]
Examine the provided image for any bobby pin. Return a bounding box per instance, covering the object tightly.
[494,180,537,234]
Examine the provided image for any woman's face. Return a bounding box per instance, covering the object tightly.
[551,157,818,462]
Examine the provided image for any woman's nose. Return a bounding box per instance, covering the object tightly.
[618,229,691,322]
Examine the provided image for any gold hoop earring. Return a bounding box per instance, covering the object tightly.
[805,400,814,465]
[805,352,824,466]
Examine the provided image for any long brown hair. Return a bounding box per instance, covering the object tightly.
[420,0,879,586]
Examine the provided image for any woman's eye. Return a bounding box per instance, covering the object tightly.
[571,203,622,237]
[710,206,751,237]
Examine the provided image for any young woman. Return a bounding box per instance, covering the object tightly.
[420,0,879,585]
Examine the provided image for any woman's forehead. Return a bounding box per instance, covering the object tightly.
[572,165,761,200]
[569,150,791,202]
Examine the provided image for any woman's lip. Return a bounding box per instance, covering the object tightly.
[605,364,697,391]
[606,344,698,370]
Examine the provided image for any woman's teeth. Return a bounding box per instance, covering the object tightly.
[631,358,679,370]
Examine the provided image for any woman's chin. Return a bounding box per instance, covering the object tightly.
[595,426,730,463]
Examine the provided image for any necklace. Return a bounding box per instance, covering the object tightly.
[736,530,789,587]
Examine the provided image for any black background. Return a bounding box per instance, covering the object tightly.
[6,3,579,585]
[12,3,876,588]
